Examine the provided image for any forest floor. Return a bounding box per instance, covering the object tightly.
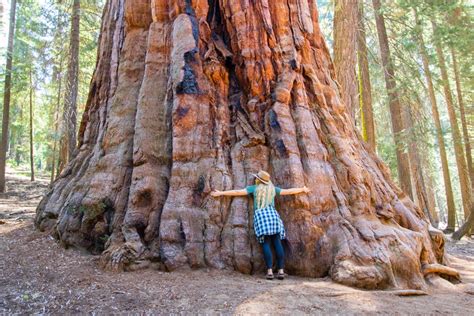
[1,168,474,314]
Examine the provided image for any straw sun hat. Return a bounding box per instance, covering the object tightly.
[252,170,271,184]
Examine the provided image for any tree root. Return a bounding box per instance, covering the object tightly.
[422,263,461,282]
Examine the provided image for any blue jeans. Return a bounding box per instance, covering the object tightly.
[262,234,285,270]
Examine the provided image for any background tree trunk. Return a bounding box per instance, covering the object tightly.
[0,0,18,193]
[29,68,35,182]
[453,204,474,240]
[372,0,413,199]
[357,1,375,151]
[36,0,451,290]
[415,12,456,232]
[50,63,63,184]
[333,0,358,121]
[404,97,437,227]
[432,21,471,221]
[63,0,81,163]
[451,49,473,188]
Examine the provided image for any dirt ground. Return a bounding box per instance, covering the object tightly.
[1,169,474,314]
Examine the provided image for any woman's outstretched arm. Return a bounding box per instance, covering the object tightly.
[211,189,248,197]
[279,186,310,196]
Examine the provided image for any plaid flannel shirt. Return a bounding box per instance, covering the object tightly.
[253,204,286,244]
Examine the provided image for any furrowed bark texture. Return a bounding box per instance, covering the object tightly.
[36,0,450,290]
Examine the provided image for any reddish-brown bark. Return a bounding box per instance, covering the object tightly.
[36,0,452,290]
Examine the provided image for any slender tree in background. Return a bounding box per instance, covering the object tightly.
[0,0,18,193]
[51,57,63,183]
[404,95,437,227]
[372,0,413,198]
[29,67,35,182]
[61,0,81,165]
[451,49,473,187]
[50,6,67,183]
[447,6,474,189]
[453,204,474,240]
[414,10,456,231]
[357,0,375,151]
[432,21,471,220]
[333,0,359,121]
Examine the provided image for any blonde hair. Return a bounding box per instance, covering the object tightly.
[255,179,276,209]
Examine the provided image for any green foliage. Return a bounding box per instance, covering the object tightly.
[0,0,104,175]
[318,0,473,225]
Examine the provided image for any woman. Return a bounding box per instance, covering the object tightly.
[211,170,310,280]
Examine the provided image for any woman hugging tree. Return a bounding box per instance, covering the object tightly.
[211,170,310,280]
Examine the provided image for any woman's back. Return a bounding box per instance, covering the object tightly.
[246,184,282,210]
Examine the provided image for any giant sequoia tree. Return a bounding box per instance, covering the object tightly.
[35,0,456,290]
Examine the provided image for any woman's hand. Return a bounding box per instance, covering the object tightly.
[302,186,310,193]
[210,190,222,197]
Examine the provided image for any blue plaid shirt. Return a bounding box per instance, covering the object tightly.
[253,205,286,244]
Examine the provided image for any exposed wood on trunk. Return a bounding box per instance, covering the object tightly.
[35,0,451,290]
[414,11,456,231]
[0,0,17,192]
[333,0,358,121]
[357,1,375,151]
[372,0,413,199]
[432,21,472,220]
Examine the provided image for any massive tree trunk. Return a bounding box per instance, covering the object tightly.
[372,0,413,199]
[357,1,375,151]
[36,0,452,290]
[333,0,358,121]
[432,21,472,220]
[415,11,456,232]
[0,0,17,193]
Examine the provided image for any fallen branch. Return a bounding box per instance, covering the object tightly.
[391,290,428,296]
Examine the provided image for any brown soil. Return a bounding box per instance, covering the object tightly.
[1,170,473,314]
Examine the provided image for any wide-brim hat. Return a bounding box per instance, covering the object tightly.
[252,170,271,184]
